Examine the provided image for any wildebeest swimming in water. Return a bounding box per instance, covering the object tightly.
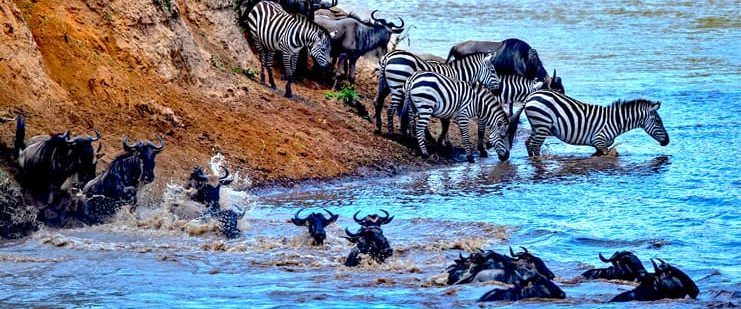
[343,216,393,267]
[291,207,338,245]
[185,166,243,239]
[478,269,566,302]
[446,247,555,285]
[13,115,103,224]
[580,251,648,282]
[610,258,699,302]
[77,136,164,225]
[352,209,393,227]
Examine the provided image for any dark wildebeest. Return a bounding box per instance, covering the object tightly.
[290,207,338,245]
[446,40,503,63]
[509,246,556,280]
[186,166,243,239]
[478,270,566,302]
[611,258,699,302]
[446,247,555,285]
[78,136,164,224]
[236,0,338,21]
[314,10,404,88]
[343,225,393,267]
[13,115,102,206]
[352,209,393,227]
[580,251,648,282]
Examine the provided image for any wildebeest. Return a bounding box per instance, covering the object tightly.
[446,40,503,63]
[13,115,102,206]
[78,136,164,224]
[314,10,404,88]
[352,209,393,227]
[185,166,243,239]
[291,207,338,245]
[478,270,566,302]
[580,251,648,282]
[509,246,556,280]
[236,0,338,22]
[446,247,555,285]
[610,258,699,302]
[343,225,393,267]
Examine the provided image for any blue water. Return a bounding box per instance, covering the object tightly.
[1,0,739,307]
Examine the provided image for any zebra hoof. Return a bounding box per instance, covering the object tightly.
[467,155,475,163]
[284,92,293,98]
[479,150,489,158]
[421,153,429,160]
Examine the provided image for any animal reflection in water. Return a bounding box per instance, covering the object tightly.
[528,155,671,181]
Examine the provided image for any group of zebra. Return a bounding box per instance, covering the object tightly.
[243,0,670,161]
[375,48,670,163]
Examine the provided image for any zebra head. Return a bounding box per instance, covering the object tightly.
[643,101,669,146]
[310,30,332,69]
[480,52,501,92]
[487,116,511,161]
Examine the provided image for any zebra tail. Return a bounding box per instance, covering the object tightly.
[14,114,25,158]
[508,106,524,147]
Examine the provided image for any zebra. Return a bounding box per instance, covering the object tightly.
[247,1,332,98]
[374,50,500,135]
[433,74,545,149]
[510,90,670,157]
[402,71,511,163]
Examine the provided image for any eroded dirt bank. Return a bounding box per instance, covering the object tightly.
[0,0,427,194]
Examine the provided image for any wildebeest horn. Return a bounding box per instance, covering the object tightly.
[520,246,529,254]
[322,208,338,223]
[150,135,165,152]
[656,258,667,266]
[599,252,611,263]
[122,135,141,151]
[331,0,337,7]
[509,246,516,257]
[379,209,393,224]
[552,69,557,79]
[219,166,234,185]
[90,129,100,141]
[292,208,309,226]
[94,143,104,160]
[344,227,359,238]
[196,168,209,181]
[353,210,363,223]
[650,259,659,272]
[370,10,379,23]
[389,17,404,30]
[63,131,72,142]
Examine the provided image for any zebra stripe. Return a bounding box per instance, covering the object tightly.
[373,50,500,134]
[495,75,545,117]
[403,71,511,162]
[513,90,670,157]
[247,1,331,98]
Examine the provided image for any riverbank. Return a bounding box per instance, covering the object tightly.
[0,0,436,194]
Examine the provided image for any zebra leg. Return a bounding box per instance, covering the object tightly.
[373,79,390,134]
[526,127,551,157]
[437,119,451,147]
[456,116,475,163]
[283,53,297,98]
[477,118,488,157]
[387,92,403,135]
[265,52,277,89]
[415,112,432,158]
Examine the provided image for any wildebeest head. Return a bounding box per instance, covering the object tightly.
[353,209,394,227]
[447,249,518,285]
[65,130,102,187]
[518,270,566,299]
[509,246,555,280]
[446,251,475,284]
[344,226,393,263]
[188,165,233,210]
[651,258,699,299]
[370,10,405,35]
[291,207,338,245]
[546,69,565,94]
[122,136,164,184]
[642,100,669,146]
[600,251,648,279]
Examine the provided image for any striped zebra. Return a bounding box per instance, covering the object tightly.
[511,90,670,157]
[403,71,511,163]
[433,74,545,148]
[247,1,332,98]
[374,50,500,135]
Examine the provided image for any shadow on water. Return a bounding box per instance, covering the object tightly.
[527,155,672,182]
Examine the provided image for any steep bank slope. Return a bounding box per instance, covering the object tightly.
[0,0,422,193]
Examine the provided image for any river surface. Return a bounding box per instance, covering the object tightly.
[1,0,740,307]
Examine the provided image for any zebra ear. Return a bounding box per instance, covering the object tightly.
[650,101,661,111]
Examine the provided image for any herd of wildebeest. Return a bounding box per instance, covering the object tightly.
[0,0,691,304]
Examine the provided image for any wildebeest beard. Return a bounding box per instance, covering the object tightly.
[291,207,338,246]
[343,226,393,267]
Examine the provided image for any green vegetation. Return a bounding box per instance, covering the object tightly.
[324,86,360,103]
[103,11,113,24]
[232,67,258,80]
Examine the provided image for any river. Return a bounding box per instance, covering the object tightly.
[1,0,739,307]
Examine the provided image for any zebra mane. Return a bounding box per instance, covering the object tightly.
[608,98,658,109]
